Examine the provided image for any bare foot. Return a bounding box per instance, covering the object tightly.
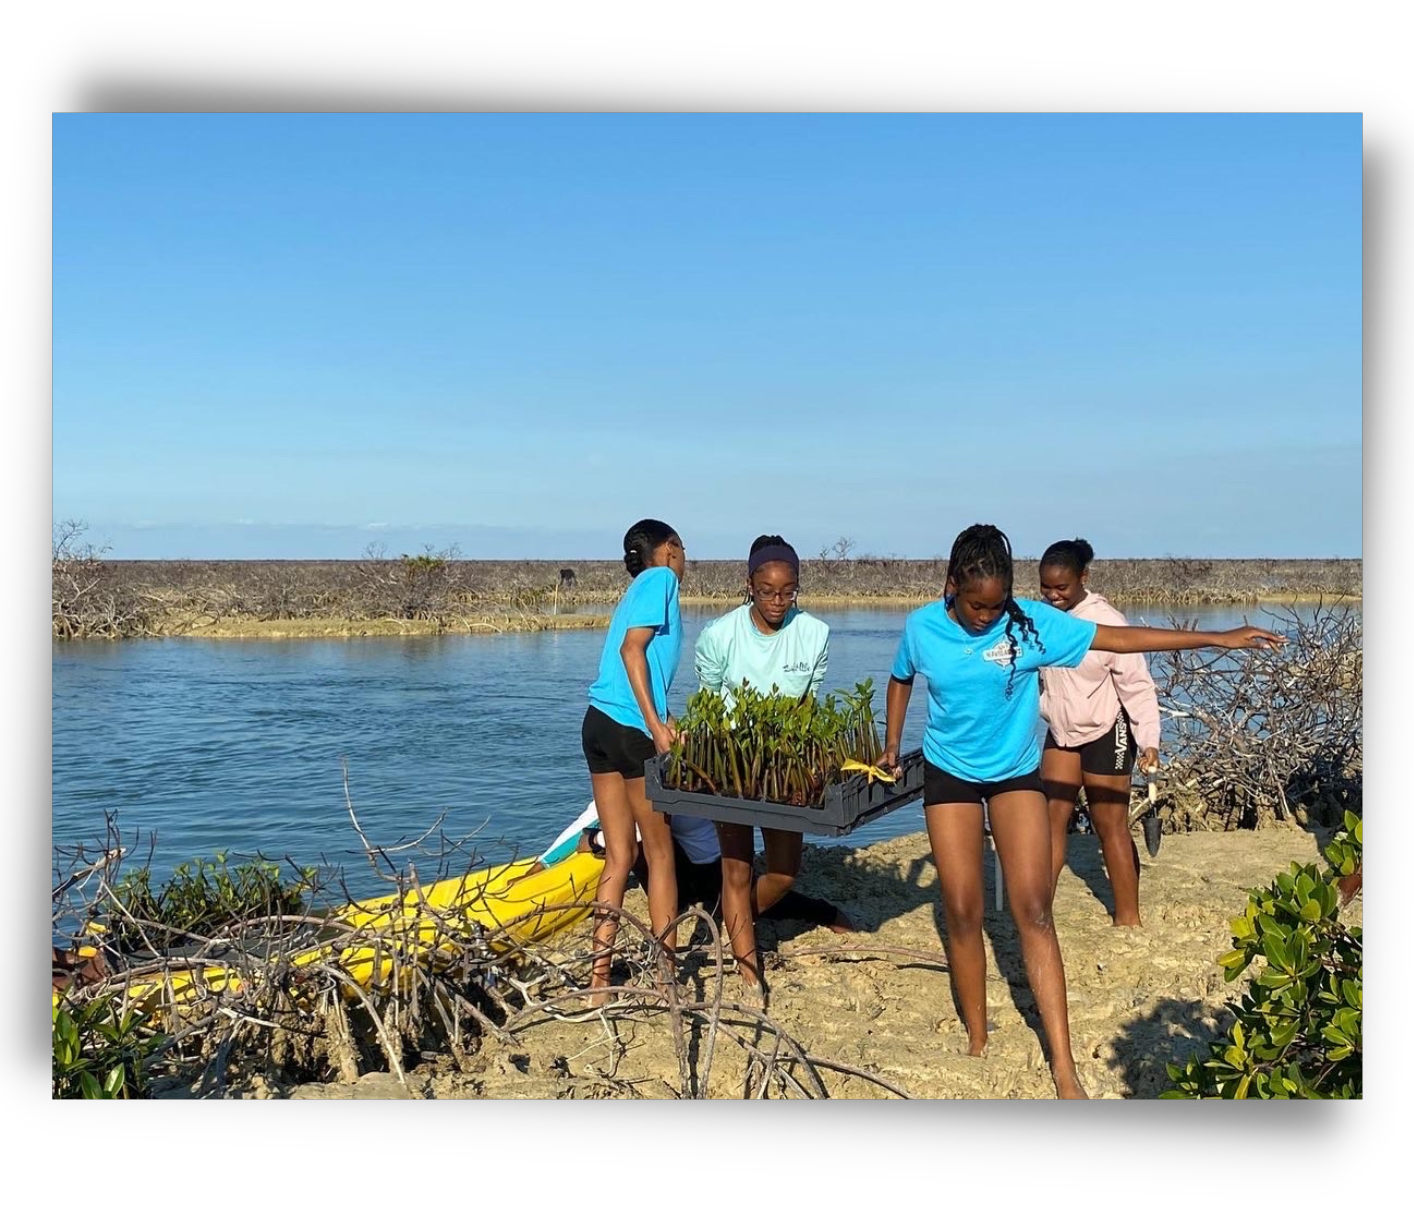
[739,978,768,1013]
[582,981,612,1011]
[827,908,857,934]
[1054,1071,1089,1099]
[966,1033,988,1058]
[1112,917,1142,928]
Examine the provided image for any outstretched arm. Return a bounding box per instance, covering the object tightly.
[879,676,913,773]
[1090,624,1286,655]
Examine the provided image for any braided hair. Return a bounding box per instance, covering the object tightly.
[622,519,678,578]
[945,523,1044,698]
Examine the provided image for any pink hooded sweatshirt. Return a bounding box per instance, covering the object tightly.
[1038,590,1162,753]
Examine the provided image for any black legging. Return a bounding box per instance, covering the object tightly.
[635,840,840,928]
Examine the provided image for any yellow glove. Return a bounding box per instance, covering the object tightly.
[841,759,896,785]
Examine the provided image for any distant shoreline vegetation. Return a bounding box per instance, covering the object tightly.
[52,528,1362,641]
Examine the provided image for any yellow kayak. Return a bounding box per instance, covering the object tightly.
[54,851,602,1015]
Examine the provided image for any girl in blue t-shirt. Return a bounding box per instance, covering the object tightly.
[582,518,686,1003]
[881,524,1285,1099]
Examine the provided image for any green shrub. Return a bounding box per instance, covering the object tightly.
[110,851,317,953]
[1323,808,1362,879]
[52,994,164,1099]
[1162,810,1362,1098]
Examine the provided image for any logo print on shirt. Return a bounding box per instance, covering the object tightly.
[781,662,811,673]
[982,640,1020,668]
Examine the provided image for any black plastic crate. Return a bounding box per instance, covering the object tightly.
[643,749,926,837]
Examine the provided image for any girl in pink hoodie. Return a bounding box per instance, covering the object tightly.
[1038,539,1161,926]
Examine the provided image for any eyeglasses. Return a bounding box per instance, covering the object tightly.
[751,587,798,603]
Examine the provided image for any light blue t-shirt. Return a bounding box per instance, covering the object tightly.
[587,566,683,735]
[694,604,830,703]
[890,597,1098,782]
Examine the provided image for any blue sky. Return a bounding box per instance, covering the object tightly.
[53,112,1362,560]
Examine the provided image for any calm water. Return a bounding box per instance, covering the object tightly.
[52,602,1317,898]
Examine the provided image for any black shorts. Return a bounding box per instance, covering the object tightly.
[1044,709,1136,777]
[923,761,1044,807]
[581,705,656,779]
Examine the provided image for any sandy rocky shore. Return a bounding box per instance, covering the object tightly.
[228,827,1358,1101]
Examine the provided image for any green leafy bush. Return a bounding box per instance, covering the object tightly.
[110,851,317,953]
[1323,809,1362,879]
[52,995,164,1099]
[1163,810,1362,1098]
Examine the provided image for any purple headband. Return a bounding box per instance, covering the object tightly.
[748,544,800,576]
